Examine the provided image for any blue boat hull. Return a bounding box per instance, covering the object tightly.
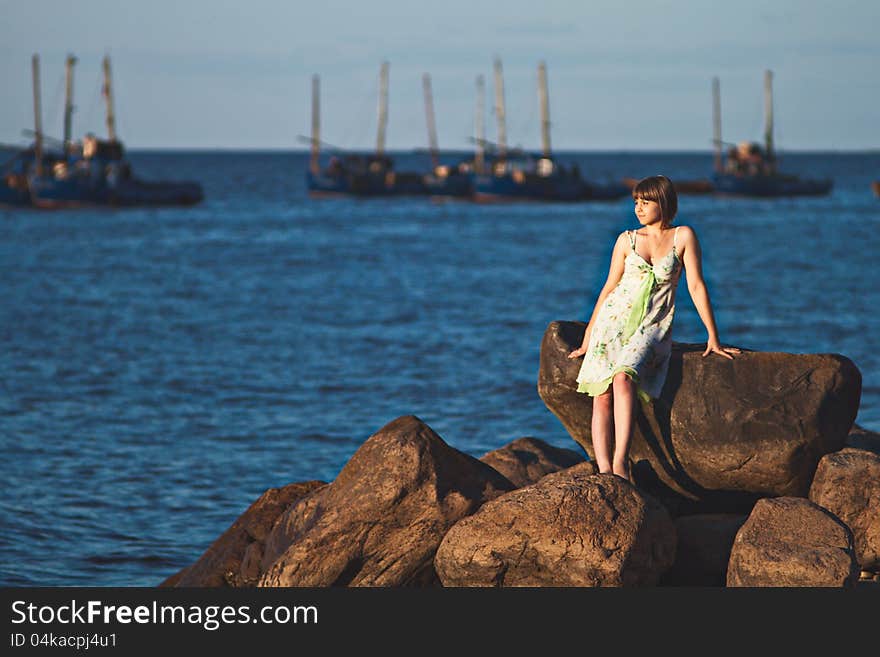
[712,173,832,197]
[306,170,428,197]
[1,148,61,207]
[423,172,474,198]
[473,173,584,202]
[306,170,350,196]
[0,177,31,207]
[29,175,203,208]
[473,173,629,202]
[349,171,427,196]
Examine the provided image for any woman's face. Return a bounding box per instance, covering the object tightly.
[634,196,662,227]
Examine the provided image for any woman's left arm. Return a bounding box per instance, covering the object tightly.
[679,226,740,359]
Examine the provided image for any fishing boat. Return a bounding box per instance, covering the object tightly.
[306,63,426,197]
[26,54,203,208]
[473,59,628,203]
[710,72,832,197]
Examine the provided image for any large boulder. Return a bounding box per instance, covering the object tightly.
[434,464,676,587]
[159,480,325,587]
[809,447,880,572]
[659,513,747,586]
[538,321,862,514]
[258,415,515,587]
[479,436,587,488]
[726,497,860,587]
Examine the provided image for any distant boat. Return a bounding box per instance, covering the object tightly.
[473,59,628,203]
[306,63,427,198]
[709,72,832,197]
[29,137,203,208]
[26,54,203,208]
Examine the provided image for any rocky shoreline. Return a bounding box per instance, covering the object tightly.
[161,322,880,588]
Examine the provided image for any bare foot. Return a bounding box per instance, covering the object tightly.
[612,465,632,482]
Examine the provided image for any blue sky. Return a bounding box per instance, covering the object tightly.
[1,0,877,150]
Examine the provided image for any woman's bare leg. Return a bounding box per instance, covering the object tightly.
[611,372,636,481]
[591,391,614,474]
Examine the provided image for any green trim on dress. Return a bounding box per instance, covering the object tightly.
[622,266,656,343]
[576,366,652,404]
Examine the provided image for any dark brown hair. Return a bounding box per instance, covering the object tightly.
[632,175,678,227]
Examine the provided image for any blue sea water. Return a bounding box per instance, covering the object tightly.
[1,150,878,586]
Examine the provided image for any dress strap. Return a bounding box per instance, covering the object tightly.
[673,226,680,251]
[628,230,636,253]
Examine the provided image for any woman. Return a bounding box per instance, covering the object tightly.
[567,175,739,481]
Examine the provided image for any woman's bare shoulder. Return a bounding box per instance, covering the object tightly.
[674,225,698,242]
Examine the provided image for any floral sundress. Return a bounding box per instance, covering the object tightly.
[575,227,683,402]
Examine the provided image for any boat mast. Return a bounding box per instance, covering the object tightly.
[102,55,117,142]
[475,74,485,174]
[493,57,507,160]
[422,73,439,169]
[31,54,43,175]
[712,76,722,173]
[376,61,389,157]
[763,69,775,172]
[537,61,551,158]
[63,54,77,155]
[310,74,320,175]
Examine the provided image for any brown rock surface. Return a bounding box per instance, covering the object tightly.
[260,484,328,572]
[434,464,676,587]
[659,513,747,586]
[479,436,587,488]
[726,497,860,587]
[538,321,861,513]
[159,480,325,587]
[809,447,880,571]
[846,424,880,455]
[258,415,515,587]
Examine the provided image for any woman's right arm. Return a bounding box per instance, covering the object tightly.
[567,232,628,359]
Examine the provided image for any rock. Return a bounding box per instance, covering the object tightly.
[726,497,860,587]
[846,424,880,456]
[808,447,880,571]
[160,480,325,587]
[260,484,328,572]
[538,321,862,513]
[434,464,676,587]
[258,415,515,587]
[478,436,587,488]
[659,514,747,586]
[158,567,188,588]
